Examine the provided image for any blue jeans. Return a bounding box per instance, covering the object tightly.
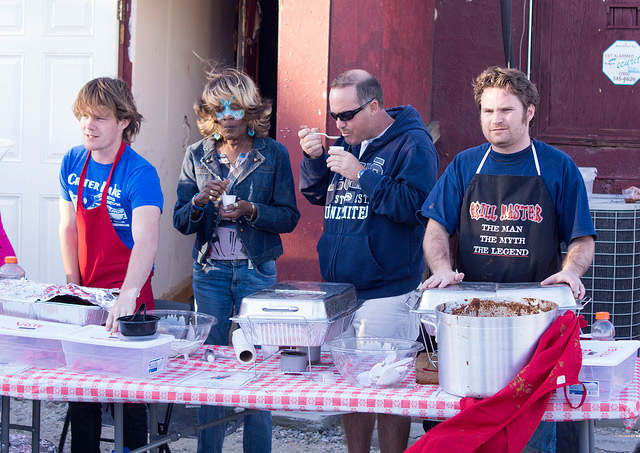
[528,421,556,453]
[193,258,275,453]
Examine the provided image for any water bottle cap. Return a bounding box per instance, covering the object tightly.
[595,311,610,320]
[4,256,17,264]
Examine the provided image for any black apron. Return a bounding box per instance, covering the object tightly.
[457,143,562,283]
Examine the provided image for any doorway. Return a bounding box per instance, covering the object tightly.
[237,0,280,137]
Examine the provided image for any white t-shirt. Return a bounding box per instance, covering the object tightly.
[359,124,392,158]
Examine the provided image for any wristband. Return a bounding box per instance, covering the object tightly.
[192,194,206,211]
[357,169,367,181]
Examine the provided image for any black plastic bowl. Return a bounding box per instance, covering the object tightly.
[117,313,159,337]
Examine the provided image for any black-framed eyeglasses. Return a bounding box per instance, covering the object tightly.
[329,98,375,122]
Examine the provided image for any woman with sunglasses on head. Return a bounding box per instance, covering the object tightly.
[173,62,299,453]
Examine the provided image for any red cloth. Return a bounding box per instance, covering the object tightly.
[0,212,15,264]
[407,311,585,453]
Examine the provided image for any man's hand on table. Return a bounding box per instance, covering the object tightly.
[541,269,586,300]
[419,270,465,289]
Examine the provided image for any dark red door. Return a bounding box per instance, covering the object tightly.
[532,0,640,191]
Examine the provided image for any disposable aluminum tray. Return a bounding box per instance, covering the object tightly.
[413,282,580,313]
[231,281,361,346]
[0,298,108,326]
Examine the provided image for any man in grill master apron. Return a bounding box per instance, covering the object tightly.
[419,67,596,453]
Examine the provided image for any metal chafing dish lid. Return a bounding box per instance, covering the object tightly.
[234,281,360,322]
[413,282,578,313]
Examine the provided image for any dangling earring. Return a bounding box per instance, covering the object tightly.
[213,132,221,140]
[248,127,255,137]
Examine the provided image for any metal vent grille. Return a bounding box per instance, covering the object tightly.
[579,195,640,340]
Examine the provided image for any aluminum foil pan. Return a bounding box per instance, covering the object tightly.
[233,312,356,347]
[0,280,109,325]
[413,282,580,313]
[0,298,108,326]
[231,281,361,346]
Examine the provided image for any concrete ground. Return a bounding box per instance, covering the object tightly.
[5,399,640,452]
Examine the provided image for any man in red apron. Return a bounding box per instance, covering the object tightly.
[58,77,163,452]
[419,67,596,452]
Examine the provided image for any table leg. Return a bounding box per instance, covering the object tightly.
[148,404,158,453]
[1,396,9,453]
[588,420,595,453]
[31,400,40,453]
[114,403,124,453]
[578,419,592,453]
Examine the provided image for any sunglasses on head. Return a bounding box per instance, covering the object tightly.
[329,98,375,122]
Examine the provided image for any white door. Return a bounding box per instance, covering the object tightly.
[0,0,119,283]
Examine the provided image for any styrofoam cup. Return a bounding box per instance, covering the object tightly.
[221,194,237,209]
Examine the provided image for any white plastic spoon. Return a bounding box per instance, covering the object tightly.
[308,132,341,140]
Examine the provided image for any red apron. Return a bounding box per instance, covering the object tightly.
[76,142,154,309]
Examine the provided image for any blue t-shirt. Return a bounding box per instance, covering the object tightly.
[60,144,164,249]
[419,139,596,246]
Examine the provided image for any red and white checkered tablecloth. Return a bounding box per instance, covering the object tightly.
[0,346,638,426]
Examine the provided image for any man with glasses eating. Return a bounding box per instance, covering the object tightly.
[298,69,439,453]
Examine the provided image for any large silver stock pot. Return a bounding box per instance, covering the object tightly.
[423,298,558,398]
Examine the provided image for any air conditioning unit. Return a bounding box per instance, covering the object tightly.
[580,194,640,340]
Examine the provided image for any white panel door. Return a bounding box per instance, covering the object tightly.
[0,0,119,283]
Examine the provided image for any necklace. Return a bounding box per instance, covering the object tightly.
[218,139,252,165]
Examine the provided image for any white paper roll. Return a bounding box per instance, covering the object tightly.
[232,328,255,364]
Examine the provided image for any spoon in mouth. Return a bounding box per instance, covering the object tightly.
[308,132,341,140]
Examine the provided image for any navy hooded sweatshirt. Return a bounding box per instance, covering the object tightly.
[300,105,439,300]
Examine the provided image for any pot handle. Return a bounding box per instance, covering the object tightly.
[420,314,439,343]
[577,297,592,311]
[407,288,423,310]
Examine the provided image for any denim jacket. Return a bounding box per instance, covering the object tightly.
[173,136,300,266]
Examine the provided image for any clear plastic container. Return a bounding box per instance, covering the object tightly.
[0,256,25,280]
[592,311,615,341]
[578,167,597,199]
[0,316,80,368]
[60,325,173,378]
[555,340,640,402]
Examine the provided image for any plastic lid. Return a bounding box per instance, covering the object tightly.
[60,325,174,349]
[4,256,17,264]
[595,311,610,320]
[0,315,80,340]
[580,340,640,366]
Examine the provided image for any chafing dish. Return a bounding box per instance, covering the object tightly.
[231,281,361,346]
